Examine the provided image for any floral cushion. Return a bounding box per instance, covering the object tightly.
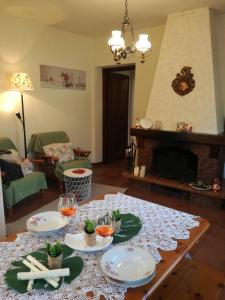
[43,143,75,163]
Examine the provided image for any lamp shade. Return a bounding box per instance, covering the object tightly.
[135,34,151,53]
[11,72,33,92]
[108,31,125,52]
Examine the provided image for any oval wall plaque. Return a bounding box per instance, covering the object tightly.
[172,66,195,96]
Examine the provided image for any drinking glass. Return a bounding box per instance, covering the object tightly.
[95,212,116,245]
[58,193,78,222]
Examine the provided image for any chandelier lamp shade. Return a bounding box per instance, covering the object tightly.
[11,72,33,158]
[108,0,152,64]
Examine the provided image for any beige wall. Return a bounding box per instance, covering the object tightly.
[146,8,223,134]
[216,14,225,118]
[210,11,224,133]
[90,67,102,162]
[0,13,94,158]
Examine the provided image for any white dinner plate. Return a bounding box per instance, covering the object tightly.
[65,233,113,252]
[105,270,156,288]
[26,211,68,234]
[100,246,156,282]
[139,118,153,129]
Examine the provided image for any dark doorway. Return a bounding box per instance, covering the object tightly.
[102,65,135,163]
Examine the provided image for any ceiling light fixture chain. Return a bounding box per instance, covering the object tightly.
[108,0,152,64]
[122,0,134,41]
[122,0,130,26]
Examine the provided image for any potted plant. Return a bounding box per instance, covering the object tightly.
[112,209,121,233]
[84,219,96,247]
[46,241,63,269]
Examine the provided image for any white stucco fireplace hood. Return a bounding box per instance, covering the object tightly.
[146,7,224,134]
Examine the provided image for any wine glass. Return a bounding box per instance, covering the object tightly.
[95,212,116,245]
[58,193,78,222]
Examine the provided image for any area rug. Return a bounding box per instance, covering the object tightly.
[6,183,127,235]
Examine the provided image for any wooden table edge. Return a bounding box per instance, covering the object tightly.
[126,217,209,300]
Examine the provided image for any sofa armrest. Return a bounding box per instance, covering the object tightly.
[73,147,91,158]
[36,153,59,163]
[30,158,44,164]
[0,150,11,155]
[27,158,45,171]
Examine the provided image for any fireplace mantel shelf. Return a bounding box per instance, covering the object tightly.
[130,128,225,146]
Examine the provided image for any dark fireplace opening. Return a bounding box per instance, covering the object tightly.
[151,146,198,183]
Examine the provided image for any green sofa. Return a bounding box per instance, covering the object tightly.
[28,131,91,191]
[0,137,47,211]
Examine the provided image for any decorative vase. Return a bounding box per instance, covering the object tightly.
[212,178,221,193]
[155,120,162,130]
[185,122,192,133]
[115,219,122,233]
[84,231,96,247]
[47,252,63,269]
[176,122,186,132]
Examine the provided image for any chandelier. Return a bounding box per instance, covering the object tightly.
[108,0,152,64]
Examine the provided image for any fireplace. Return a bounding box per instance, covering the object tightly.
[131,128,225,184]
[152,146,198,182]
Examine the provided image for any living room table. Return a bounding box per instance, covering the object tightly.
[0,193,209,300]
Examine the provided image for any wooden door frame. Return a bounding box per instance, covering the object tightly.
[102,64,135,163]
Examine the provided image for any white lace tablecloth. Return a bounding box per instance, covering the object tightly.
[0,193,199,300]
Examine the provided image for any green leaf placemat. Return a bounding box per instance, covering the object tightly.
[4,244,83,294]
[113,213,142,244]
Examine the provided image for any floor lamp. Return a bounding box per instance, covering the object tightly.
[11,73,33,158]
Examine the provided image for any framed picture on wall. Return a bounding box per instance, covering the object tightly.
[40,64,86,90]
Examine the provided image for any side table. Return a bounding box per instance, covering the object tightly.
[63,168,92,201]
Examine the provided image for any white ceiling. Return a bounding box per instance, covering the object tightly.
[1,0,225,37]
